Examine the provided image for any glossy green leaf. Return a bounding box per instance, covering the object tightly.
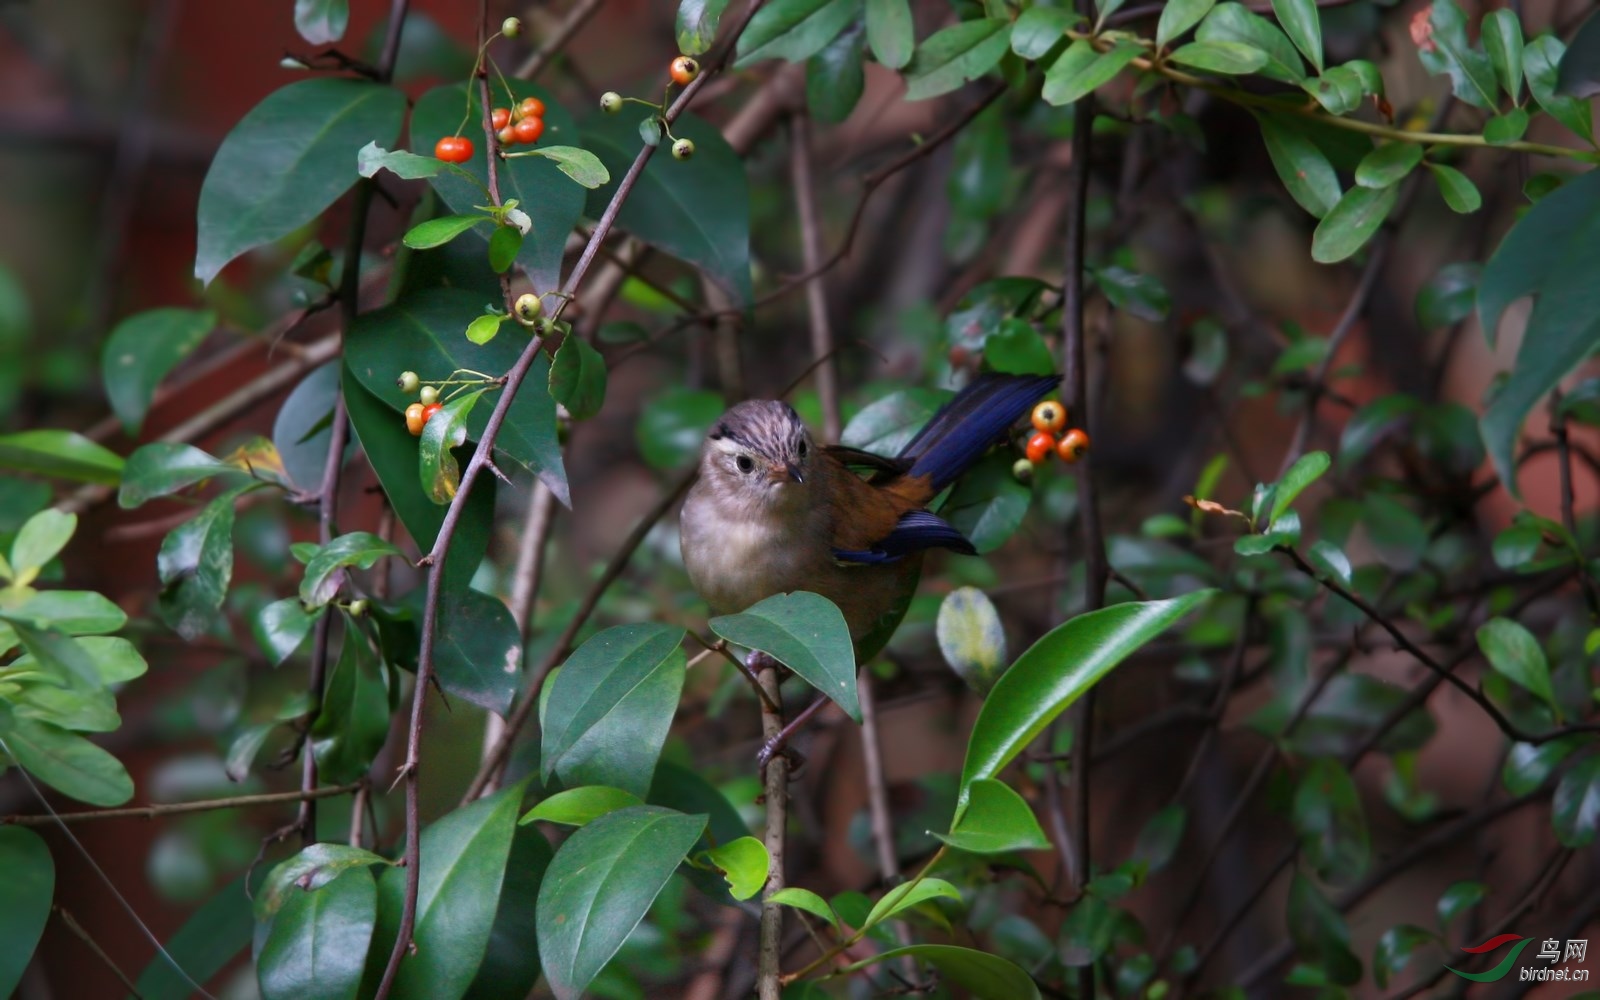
[1483,8,1524,103]
[1131,803,1186,871]
[939,778,1049,854]
[904,19,1013,101]
[0,431,122,486]
[1415,262,1479,329]
[936,586,1008,695]
[1436,880,1486,932]
[581,111,752,304]
[1418,0,1496,110]
[542,623,687,797]
[118,442,244,509]
[1293,757,1369,884]
[1305,63,1363,114]
[310,625,389,784]
[711,591,858,721]
[1475,617,1556,710]
[370,784,524,1000]
[840,944,1040,999]
[157,484,253,640]
[1013,6,1077,59]
[356,141,444,180]
[1311,183,1397,264]
[1158,0,1216,48]
[417,389,484,504]
[486,225,522,274]
[864,877,963,929]
[865,0,913,68]
[1042,39,1142,106]
[344,288,567,505]
[131,874,254,1000]
[807,20,866,123]
[299,532,402,609]
[1093,265,1170,320]
[273,363,345,492]
[341,368,495,593]
[944,454,1030,553]
[1197,3,1305,83]
[959,591,1213,806]
[1483,107,1529,145]
[1503,737,1581,795]
[403,214,484,250]
[7,591,125,637]
[841,388,951,456]
[636,387,724,470]
[1355,142,1422,188]
[462,823,552,1000]
[736,0,859,67]
[1373,924,1438,988]
[1427,163,1481,213]
[537,805,707,1000]
[411,82,583,294]
[0,708,133,805]
[1271,0,1322,72]
[677,0,731,55]
[0,826,52,1000]
[1170,40,1268,74]
[1258,113,1340,218]
[525,145,610,189]
[258,868,374,1000]
[1555,7,1600,98]
[257,843,393,920]
[1527,35,1595,143]
[294,0,348,44]
[702,836,769,900]
[1306,540,1352,587]
[431,588,523,716]
[522,786,643,827]
[984,318,1053,375]
[1287,872,1362,985]
[643,761,751,906]
[195,79,404,285]
[464,313,504,345]
[1271,451,1329,523]
[101,308,215,435]
[768,887,841,932]
[1553,754,1600,847]
[9,507,72,581]
[549,335,607,420]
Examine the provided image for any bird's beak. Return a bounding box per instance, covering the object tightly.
[785,462,804,484]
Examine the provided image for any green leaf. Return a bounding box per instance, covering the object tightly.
[984,318,1054,375]
[736,0,859,67]
[370,784,524,1000]
[1013,6,1077,59]
[646,761,753,906]
[195,78,405,285]
[1556,7,1600,98]
[903,19,1013,101]
[1478,170,1600,495]
[294,0,348,44]
[1553,754,1600,847]
[10,507,73,580]
[258,868,375,1000]
[944,454,1031,554]
[541,623,687,797]
[345,288,568,505]
[865,0,913,68]
[1131,803,1186,871]
[710,591,859,721]
[528,145,611,189]
[1427,162,1481,213]
[581,111,752,304]
[864,877,963,929]
[157,485,253,640]
[1197,3,1305,83]
[487,225,522,274]
[807,21,866,123]
[411,82,583,294]
[131,875,254,1000]
[1418,0,1497,110]
[1306,540,1352,587]
[1293,757,1370,884]
[273,362,345,492]
[1042,39,1143,106]
[1483,107,1530,145]
[841,387,951,456]
[356,141,444,180]
[403,214,484,250]
[1311,183,1397,264]
[1373,924,1437,989]
[462,823,552,1000]
[677,0,731,55]
[768,887,842,932]
[635,387,724,470]
[310,625,389,784]
[299,532,402,609]
[257,842,394,920]
[465,313,504,345]
[1502,737,1581,795]
[1287,872,1362,985]
[1169,40,1269,75]
[8,592,126,637]
[936,586,1008,695]
[1476,617,1557,710]
[839,944,1040,1000]
[428,588,524,716]
[0,708,133,805]
[1270,0,1322,72]
[537,806,708,1000]
[1272,451,1329,522]
[1483,8,1524,103]
[522,786,644,827]
[1416,262,1479,328]
[0,827,52,1000]
[548,335,607,420]
[1258,113,1340,218]
[1527,35,1595,143]
[1158,0,1216,49]
[1093,265,1170,320]
[1306,63,1364,114]
[118,442,242,509]
[100,308,216,435]
[417,388,484,504]
[959,592,1214,807]
[938,778,1049,854]
[0,431,122,486]
[1355,142,1423,188]
[702,836,769,900]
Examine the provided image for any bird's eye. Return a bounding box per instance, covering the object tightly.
[736,455,755,474]
[797,440,808,458]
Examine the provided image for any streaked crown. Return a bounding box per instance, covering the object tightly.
[707,400,811,465]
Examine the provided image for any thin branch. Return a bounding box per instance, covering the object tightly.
[56,905,145,998]
[790,112,841,442]
[513,0,605,80]
[757,656,790,1000]
[1,782,364,826]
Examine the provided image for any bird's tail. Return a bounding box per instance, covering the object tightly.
[900,373,1062,493]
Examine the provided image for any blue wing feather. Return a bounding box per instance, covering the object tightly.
[900,373,1060,493]
[833,509,977,564]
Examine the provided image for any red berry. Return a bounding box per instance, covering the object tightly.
[405,403,426,436]
[497,125,517,146]
[517,97,546,119]
[1058,428,1090,463]
[1025,431,1056,464]
[434,136,473,163]
[670,55,700,86]
[421,402,443,426]
[1031,401,1067,434]
[513,116,544,144]
[492,107,511,130]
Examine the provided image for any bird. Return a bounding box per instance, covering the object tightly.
[679,373,1061,666]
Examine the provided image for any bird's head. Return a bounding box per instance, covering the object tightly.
[697,400,817,513]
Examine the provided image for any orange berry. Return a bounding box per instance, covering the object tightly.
[1058,428,1090,463]
[670,55,700,86]
[1031,400,1067,434]
[497,125,517,146]
[433,136,473,163]
[491,107,511,130]
[513,116,544,144]
[517,97,546,119]
[1025,431,1056,464]
[405,403,426,436]
[421,402,443,426]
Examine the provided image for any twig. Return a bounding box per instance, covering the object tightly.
[1,781,363,826]
[1550,391,1600,617]
[513,0,606,80]
[56,905,145,998]
[757,655,790,1000]
[790,112,841,443]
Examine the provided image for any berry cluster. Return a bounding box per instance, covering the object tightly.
[1021,400,1091,467]
[493,97,548,148]
[397,371,444,436]
[598,56,701,161]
